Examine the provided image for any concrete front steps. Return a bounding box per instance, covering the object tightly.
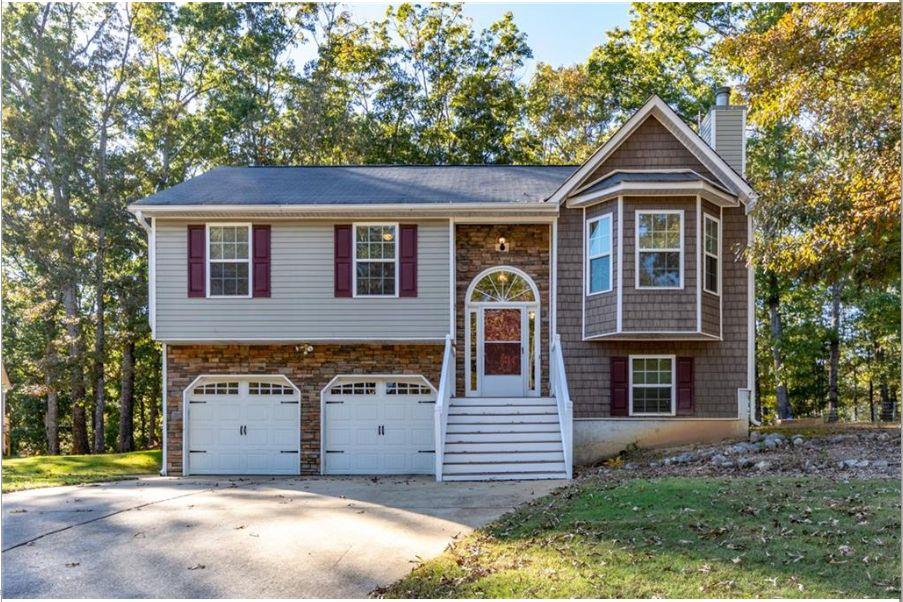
[442,397,568,481]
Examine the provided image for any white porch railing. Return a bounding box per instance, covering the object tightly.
[434,335,455,481]
[550,334,574,478]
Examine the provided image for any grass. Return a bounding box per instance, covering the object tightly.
[2,449,161,493]
[381,477,901,598]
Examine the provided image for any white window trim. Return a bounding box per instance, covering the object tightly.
[585,213,613,296]
[635,209,684,290]
[703,214,721,296]
[206,223,252,299]
[352,222,399,299]
[628,354,676,417]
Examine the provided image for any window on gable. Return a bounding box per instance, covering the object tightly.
[630,357,674,415]
[587,214,612,294]
[704,215,720,295]
[209,225,251,297]
[637,212,682,288]
[354,224,397,296]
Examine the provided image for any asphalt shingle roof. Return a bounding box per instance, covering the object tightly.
[132,165,579,206]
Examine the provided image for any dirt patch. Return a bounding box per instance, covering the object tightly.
[579,425,900,481]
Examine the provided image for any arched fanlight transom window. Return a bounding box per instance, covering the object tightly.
[469,268,537,303]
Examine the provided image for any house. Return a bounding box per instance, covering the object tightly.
[128,91,756,481]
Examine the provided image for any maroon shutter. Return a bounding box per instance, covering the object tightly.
[252,225,271,298]
[610,356,629,416]
[187,225,205,298]
[334,225,352,297]
[677,357,694,415]
[399,224,417,297]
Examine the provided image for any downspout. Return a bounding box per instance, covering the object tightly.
[161,343,167,475]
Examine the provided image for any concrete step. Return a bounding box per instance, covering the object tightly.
[445,423,560,434]
[447,413,559,425]
[442,461,567,474]
[444,450,565,463]
[442,472,567,481]
[448,405,557,416]
[444,441,562,453]
[450,397,557,407]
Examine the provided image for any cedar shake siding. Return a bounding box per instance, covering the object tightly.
[165,343,443,475]
[454,224,551,397]
[556,203,748,419]
[584,200,618,337]
[582,115,716,185]
[621,196,697,332]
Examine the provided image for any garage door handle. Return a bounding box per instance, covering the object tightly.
[280,450,298,454]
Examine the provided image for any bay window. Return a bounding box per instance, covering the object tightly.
[636,211,683,289]
[586,213,613,294]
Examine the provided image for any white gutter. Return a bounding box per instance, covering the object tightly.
[747,213,761,426]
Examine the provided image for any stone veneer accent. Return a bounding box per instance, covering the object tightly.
[166,344,443,475]
[455,224,551,397]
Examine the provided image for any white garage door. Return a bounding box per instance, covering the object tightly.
[186,378,300,475]
[323,378,436,475]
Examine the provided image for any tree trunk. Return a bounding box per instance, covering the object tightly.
[64,287,90,455]
[825,282,842,422]
[766,272,792,419]
[44,370,60,455]
[92,231,106,453]
[118,340,135,452]
[138,384,146,449]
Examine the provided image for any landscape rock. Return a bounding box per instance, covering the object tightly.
[710,454,733,467]
[727,442,759,455]
[873,460,889,469]
[749,431,761,443]
[664,452,697,465]
[737,456,756,468]
[754,460,771,471]
[839,459,870,469]
[791,436,804,447]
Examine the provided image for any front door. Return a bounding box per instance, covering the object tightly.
[480,307,526,396]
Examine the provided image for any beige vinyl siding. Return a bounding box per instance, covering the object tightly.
[155,219,450,341]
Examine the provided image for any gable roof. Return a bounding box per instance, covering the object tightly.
[130,165,577,208]
[546,95,756,207]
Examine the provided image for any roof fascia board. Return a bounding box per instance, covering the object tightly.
[128,201,560,219]
[547,96,755,206]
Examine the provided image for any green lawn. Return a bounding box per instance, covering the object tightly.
[381,477,901,598]
[2,450,161,493]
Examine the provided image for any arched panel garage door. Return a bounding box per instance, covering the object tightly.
[322,377,436,475]
[185,376,300,475]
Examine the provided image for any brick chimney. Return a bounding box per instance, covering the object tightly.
[700,86,747,176]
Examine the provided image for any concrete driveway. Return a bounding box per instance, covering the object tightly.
[1,475,562,598]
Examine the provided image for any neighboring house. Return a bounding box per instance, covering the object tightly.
[129,91,756,481]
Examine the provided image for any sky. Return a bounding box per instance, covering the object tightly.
[292,3,632,76]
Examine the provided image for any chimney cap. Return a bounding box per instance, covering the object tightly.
[715,86,731,107]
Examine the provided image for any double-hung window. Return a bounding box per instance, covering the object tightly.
[354,224,397,297]
[630,356,675,415]
[208,224,251,297]
[586,214,613,294]
[636,211,682,288]
[703,215,720,295]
